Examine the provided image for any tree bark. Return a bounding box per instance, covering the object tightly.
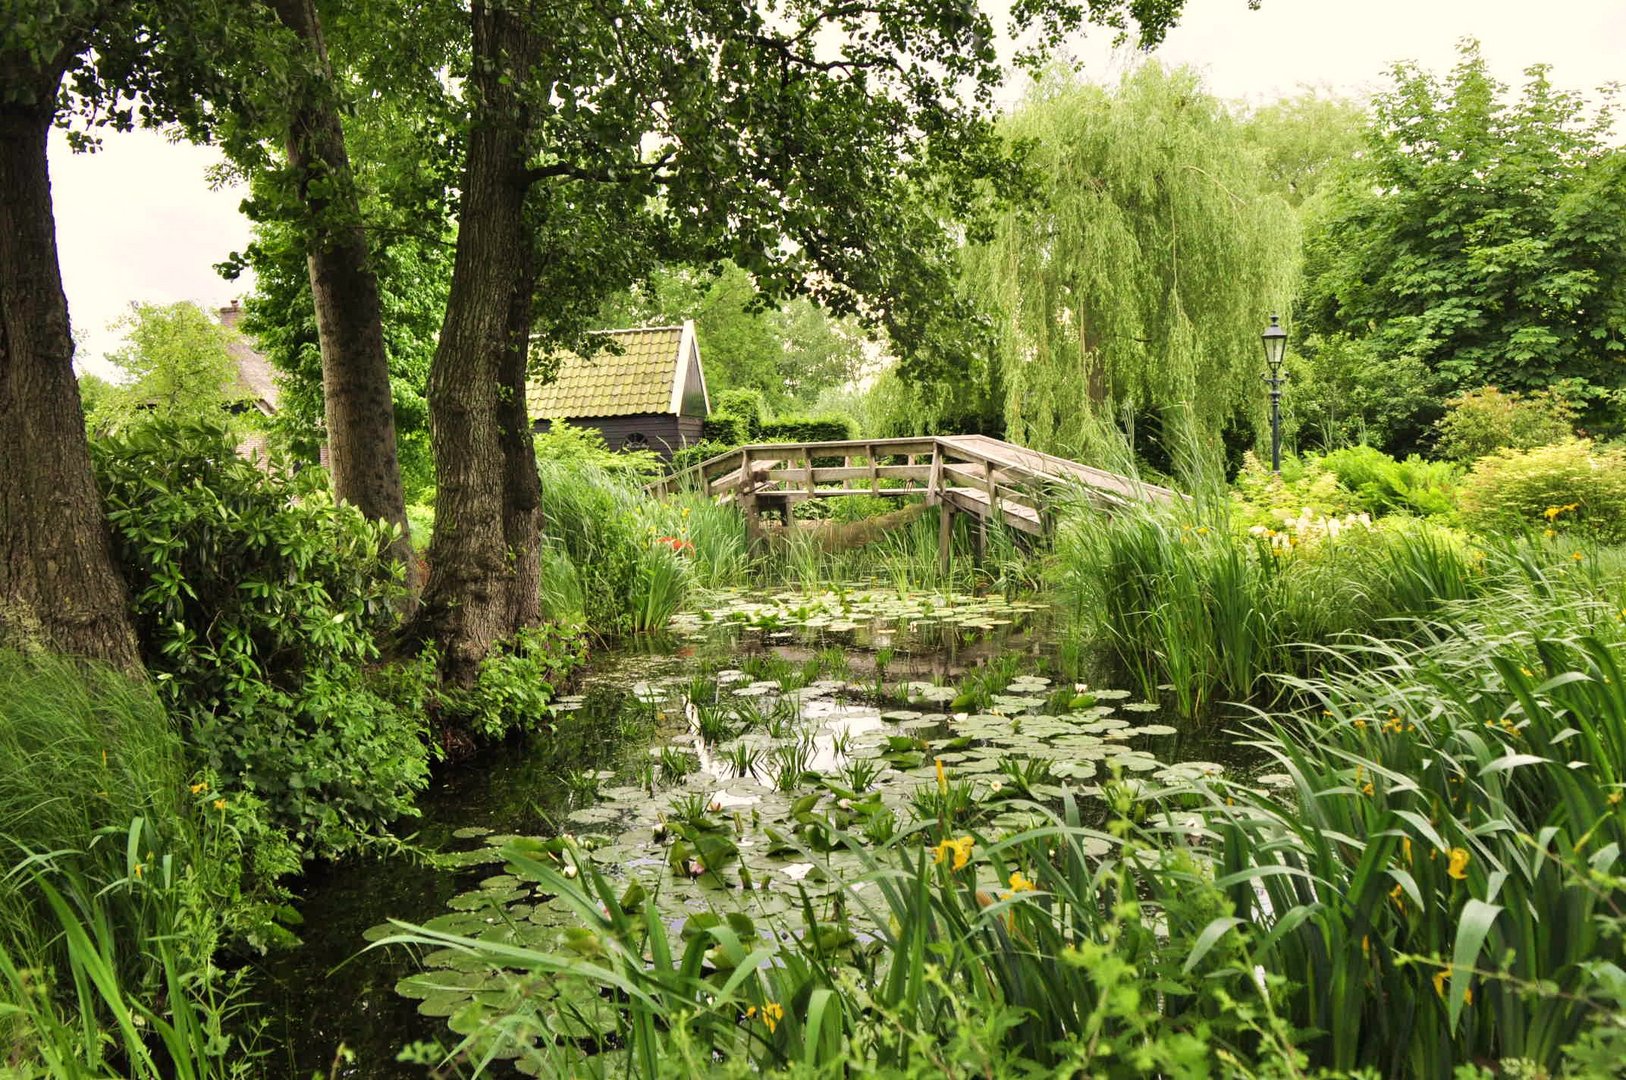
[410,1,541,683]
[266,0,418,596]
[0,101,141,670]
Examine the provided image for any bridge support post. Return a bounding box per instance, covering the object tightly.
[938,503,953,574]
[743,495,764,554]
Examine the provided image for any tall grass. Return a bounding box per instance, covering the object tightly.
[0,653,256,1076]
[1183,583,1626,1074]
[538,458,748,634]
[0,651,190,957]
[1054,499,1487,716]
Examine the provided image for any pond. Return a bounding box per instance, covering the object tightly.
[255,587,1261,1077]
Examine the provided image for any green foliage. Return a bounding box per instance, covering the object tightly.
[596,265,867,409]
[0,655,261,1076]
[239,229,451,501]
[433,625,589,742]
[1291,332,1443,455]
[1458,440,1626,542]
[536,419,662,479]
[700,413,750,446]
[1433,385,1578,464]
[1241,90,1367,208]
[1054,499,1483,716]
[537,458,748,636]
[1301,41,1626,437]
[758,416,859,444]
[712,388,770,436]
[1317,445,1462,517]
[79,302,255,437]
[92,420,429,866]
[1207,589,1626,1074]
[954,63,1299,467]
[0,838,261,1080]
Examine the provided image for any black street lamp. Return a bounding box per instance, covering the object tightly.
[1261,313,1288,474]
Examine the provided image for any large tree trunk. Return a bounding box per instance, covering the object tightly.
[0,102,141,670]
[497,242,542,633]
[266,0,418,596]
[410,1,541,683]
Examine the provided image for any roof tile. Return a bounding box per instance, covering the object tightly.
[528,326,684,419]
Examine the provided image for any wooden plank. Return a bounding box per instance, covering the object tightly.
[762,465,931,484]
[926,444,943,507]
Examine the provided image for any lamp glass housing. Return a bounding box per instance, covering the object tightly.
[1261,314,1288,375]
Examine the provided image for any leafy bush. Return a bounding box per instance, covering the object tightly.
[434,624,589,742]
[699,411,750,445]
[536,418,662,479]
[93,420,431,865]
[710,387,769,436]
[1318,444,1461,517]
[1458,440,1626,542]
[1434,385,1576,463]
[758,414,858,443]
[668,438,734,475]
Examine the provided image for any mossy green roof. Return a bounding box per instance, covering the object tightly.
[527,325,690,419]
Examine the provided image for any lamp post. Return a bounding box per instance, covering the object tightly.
[1261,313,1288,474]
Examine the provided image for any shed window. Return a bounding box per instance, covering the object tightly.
[624,432,649,451]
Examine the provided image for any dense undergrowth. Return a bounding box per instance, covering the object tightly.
[9,411,1626,1077]
[383,546,1626,1078]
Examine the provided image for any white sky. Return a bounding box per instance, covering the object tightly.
[54,0,1625,378]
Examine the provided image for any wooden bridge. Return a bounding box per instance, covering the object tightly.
[651,435,1178,560]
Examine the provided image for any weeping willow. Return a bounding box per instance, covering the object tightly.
[964,64,1300,471]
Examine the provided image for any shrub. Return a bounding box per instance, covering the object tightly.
[434,624,589,742]
[1433,384,1575,463]
[92,420,431,866]
[1318,444,1461,517]
[758,414,858,443]
[536,418,661,479]
[710,388,769,436]
[668,439,734,476]
[1458,439,1626,542]
[699,412,749,445]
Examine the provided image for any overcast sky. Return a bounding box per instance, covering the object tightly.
[55,0,1625,377]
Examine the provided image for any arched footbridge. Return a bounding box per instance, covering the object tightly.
[651,435,1179,556]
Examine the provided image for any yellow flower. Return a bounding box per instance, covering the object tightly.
[1544,528,1556,538]
[1362,782,1375,796]
[933,835,974,870]
[1433,969,1448,998]
[1007,870,1037,894]
[761,1002,784,1033]
[1402,837,1413,865]
[1447,847,1470,880]
[1544,505,1563,521]
[213,798,227,812]
[189,782,207,794]
[1389,883,1406,911]
[1361,935,1370,958]
[133,863,143,878]
[1608,791,1622,807]
[744,1005,757,1019]
[1572,551,1584,562]
[935,757,947,795]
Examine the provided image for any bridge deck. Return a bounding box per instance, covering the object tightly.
[651,435,1175,557]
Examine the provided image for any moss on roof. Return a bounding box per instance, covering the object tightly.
[527,326,686,419]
